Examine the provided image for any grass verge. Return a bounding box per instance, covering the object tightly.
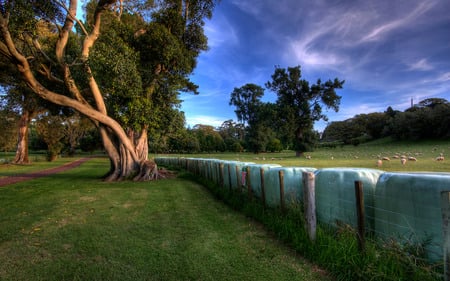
[0,158,329,281]
[184,172,444,281]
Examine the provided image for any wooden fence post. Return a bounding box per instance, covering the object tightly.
[302,172,316,241]
[260,168,266,208]
[442,191,450,281]
[355,181,365,253]
[279,170,285,212]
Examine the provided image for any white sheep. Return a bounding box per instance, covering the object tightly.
[408,156,417,161]
[436,155,445,161]
[401,158,407,165]
[376,159,383,167]
[382,156,390,161]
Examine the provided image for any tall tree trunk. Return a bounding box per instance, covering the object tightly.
[134,126,149,161]
[13,110,31,164]
[295,127,304,157]
[99,125,158,182]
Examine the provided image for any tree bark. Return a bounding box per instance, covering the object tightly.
[13,110,31,164]
[295,128,304,157]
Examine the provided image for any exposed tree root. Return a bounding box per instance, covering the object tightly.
[133,160,176,181]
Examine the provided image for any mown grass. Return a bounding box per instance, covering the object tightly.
[0,158,330,281]
[157,138,450,172]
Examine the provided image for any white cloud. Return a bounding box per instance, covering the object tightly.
[437,72,450,82]
[185,115,227,128]
[408,59,433,71]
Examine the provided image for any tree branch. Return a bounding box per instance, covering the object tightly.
[80,0,116,114]
[0,7,139,162]
[55,0,88,36]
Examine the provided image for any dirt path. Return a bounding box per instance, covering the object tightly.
[0,157,93,187]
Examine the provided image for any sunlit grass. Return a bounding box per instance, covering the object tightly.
[0,156,86,179]
[0,158,330,281]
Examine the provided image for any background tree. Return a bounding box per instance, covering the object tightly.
[218,119,244,152]
[321,98,450,143]
[36,114,66,161]
[0,0,217,181]
[0,20,53,164]
[229,83,269,153]
[266,66,344,156]
[79,127,102,154]
[191,124,224,152]
[0,106,18,152]
[64,112,96,156]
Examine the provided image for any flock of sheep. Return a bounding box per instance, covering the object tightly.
[248,150,446,168]
[375,153,444,167]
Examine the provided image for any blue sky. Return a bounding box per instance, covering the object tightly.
[180,0,450,132]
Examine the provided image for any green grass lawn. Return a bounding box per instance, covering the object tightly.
[0,158,330,281]
[157,138,450,172]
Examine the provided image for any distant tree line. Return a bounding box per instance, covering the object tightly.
[321,98,450,145]
[1,97,448,156]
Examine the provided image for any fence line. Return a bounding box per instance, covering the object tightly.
[155,156,450,265]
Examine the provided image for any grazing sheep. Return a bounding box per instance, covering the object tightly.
[401,158,407,165]
[382,157,390,161]
[408,156,417,161]
[376,159,383,167]
[305,155,311,159]
[436,155,445,161]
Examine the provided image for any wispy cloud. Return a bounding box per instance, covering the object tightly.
[436,72,450,82]
[407,58,433,71]
[204,15,239,48]
[361,1,436,42]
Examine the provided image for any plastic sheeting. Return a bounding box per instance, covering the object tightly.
[243,164,282,199]
[375,172,450,262]
[315,168,384,230]
[264,167,317,208]
[222,161,255,191]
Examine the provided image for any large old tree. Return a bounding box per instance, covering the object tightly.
[0,0,216,180]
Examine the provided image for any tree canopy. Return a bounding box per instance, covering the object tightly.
[266,65,344,155]
[0,0,218,180]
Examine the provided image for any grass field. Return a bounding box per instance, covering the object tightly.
[0,159,330,281]
[0,156,82,179]
[156,138,450,172]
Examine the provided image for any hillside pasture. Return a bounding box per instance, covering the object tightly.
[158,139,450,172]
